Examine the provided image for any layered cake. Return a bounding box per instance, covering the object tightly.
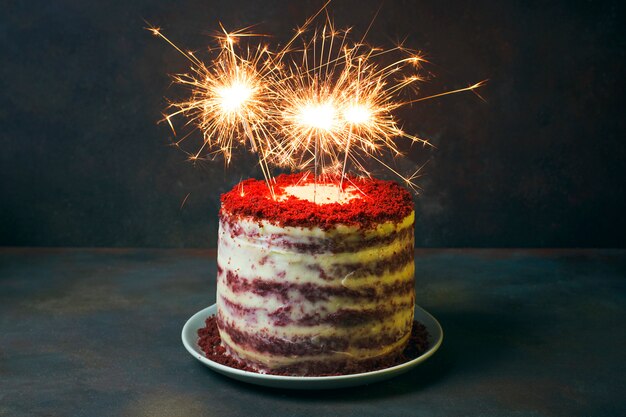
[216,173,415,375]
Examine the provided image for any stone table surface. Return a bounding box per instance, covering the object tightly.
[1,248,625,417]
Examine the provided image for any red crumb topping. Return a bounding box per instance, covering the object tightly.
[220,173,414,229]
[197,316,430,376]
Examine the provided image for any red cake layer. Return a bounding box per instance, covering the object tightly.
[223,219,414,253]
[220,173,413,229]
[215,236,415,281]
[217,314,413,356]
[198,316,430,376]
[220,296,415,327]
[314,244,414,279]
[223,270,415,303]
[216,244,414,280]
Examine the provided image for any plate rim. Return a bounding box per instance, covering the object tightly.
[182,303,443,384]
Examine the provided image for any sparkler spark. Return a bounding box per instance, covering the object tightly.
[149,6,486,196]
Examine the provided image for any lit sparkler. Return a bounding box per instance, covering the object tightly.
[271,19,485,191]
[149,5,486,197]
[147,24,281,197]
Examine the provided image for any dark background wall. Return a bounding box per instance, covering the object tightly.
[1,0,624,248]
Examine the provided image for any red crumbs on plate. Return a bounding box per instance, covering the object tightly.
[220,173,414,230]
[197,316,430,376]
[197,316,256,372]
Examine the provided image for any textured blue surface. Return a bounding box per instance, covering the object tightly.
[1,248,625,416]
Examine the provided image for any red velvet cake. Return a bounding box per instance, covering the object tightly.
[216,173,415,375]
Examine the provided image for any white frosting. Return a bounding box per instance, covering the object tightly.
[279,183,360,205]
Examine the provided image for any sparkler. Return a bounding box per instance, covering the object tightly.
[270,15,487,192]
[271,22,434,191]
[149,5,485,198]
[147,24,281,198]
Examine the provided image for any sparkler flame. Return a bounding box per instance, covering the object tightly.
[148,6,485,196]
[216,82,254,113]
[296,102,338,132]
[344,104,372,125]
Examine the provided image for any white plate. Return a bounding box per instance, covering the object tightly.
[181,304,443,389]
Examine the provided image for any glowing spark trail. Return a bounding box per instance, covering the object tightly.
[149,5,485,195]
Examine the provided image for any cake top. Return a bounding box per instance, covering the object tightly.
[220,173,414,229]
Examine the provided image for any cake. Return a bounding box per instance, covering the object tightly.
[216,173,415,375]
